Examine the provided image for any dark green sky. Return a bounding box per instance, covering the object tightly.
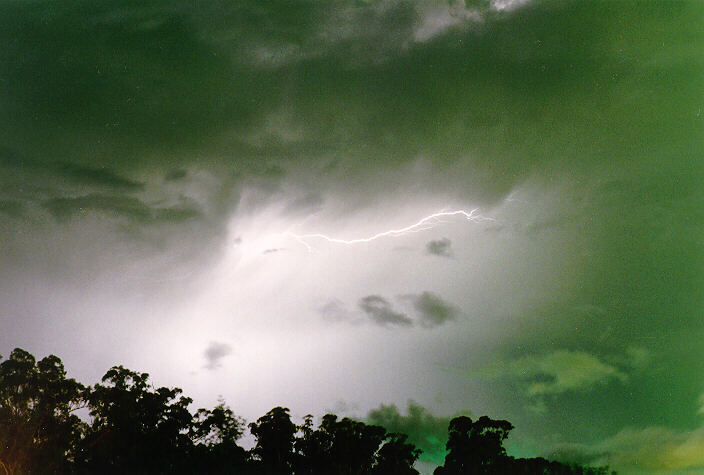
[1,1,702,472]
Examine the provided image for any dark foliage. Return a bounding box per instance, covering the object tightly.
[0,349,85,475]
[0,349,612,474]
[434,416,614,475]
[294,413,420,475]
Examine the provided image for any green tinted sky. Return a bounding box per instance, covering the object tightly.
[1,1,702,472]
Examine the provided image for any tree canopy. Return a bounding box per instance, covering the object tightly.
[0,348,612,474]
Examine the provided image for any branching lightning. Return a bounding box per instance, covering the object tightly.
[284,208,493,251]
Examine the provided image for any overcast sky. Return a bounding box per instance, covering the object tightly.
[1,0,702,472]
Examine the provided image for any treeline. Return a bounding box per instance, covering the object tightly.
[0,348,612,474]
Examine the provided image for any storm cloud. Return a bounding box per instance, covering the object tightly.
[1,1,702,473]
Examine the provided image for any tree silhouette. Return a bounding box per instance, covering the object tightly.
[435,415,613,475]
[434,415,514,474]
[294,413,421,475]
[372,433,422,475]
[0,349,85,474]
[189,400,249,473]
[77,366,194,473]
[294,414,328,474]
[0,349,612,474]
[249,406,297,474]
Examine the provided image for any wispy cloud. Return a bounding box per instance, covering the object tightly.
[551,424,704,473]
[486,350,627,396]
[319,299,352,323]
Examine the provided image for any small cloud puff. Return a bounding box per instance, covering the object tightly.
[405,291,458,328]
[425,237,453,258]
[358,295,413,327]
[204,341,233,370]
[319,299,352,323]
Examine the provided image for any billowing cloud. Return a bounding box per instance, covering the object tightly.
[358,295,412,327]
[203,341,233,370]
[367,401,468,464]
[425,238,453,258]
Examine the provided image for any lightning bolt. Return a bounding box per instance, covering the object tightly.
[285,208,493,251]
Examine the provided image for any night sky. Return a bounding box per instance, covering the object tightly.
[1,1,703,472]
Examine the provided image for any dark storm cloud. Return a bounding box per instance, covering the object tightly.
[405,291,458,328]
[164,169,187,182]
[203,341,233,370]
[0,0,699,258]
[6,0,699,212]
[0,200,24,218]
[425,237,453,258]
[0,2,248,160]
[55,162,144,191]
[43,194,200,224]
[358,295,412,327]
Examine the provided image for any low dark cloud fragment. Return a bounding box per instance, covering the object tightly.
[204,341,232,370]
[44,194,149,222]
[283,193,324,215]
[0,200,24,218]
[153,206,201,223]
[43,193,200,224]
[165,169,188,181]
[262,248,286,254]
[358,295,412,327]
[55,162,144,191]
[425,237,453,258]
[0,147,33,169]
[545,445,605,468]
[407,291,458,328]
